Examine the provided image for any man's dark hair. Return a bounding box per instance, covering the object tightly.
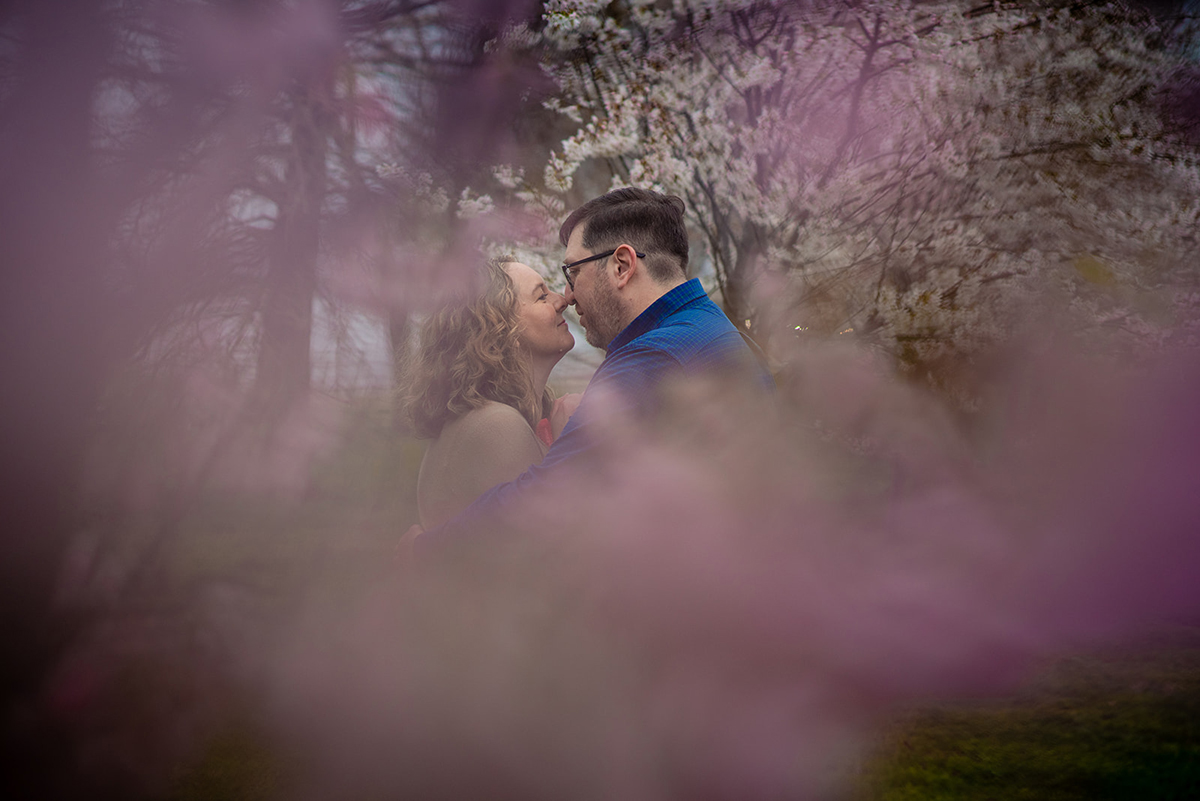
[558,187,688,283]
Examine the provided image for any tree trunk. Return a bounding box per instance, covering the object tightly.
[720,218,767,343]
[256,86,328,411]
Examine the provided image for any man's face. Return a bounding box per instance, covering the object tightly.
[563,224,624,350]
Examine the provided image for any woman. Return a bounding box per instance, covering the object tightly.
[406,257,578,528]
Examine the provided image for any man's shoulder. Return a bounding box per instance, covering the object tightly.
[628,298,741,355]
[618,296,770,384]
[595,282,770,389]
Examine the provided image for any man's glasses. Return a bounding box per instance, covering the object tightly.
[560,248,645,290]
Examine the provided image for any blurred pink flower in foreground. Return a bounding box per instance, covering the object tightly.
[269,337,1200,801]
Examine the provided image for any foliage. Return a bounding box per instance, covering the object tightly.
[483,0,1200,376]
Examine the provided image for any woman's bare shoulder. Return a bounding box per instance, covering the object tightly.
[447,401,532,437]
[418,401,543,528]
[436,401,543,459]
[459,400,528,424]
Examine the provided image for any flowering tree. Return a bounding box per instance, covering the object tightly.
[487,0,1200,382]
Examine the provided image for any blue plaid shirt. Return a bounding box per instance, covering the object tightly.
[416,278,772,549]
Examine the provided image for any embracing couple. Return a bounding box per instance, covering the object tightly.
[405,187,772,550]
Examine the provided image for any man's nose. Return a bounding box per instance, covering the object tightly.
[563,283,577,306]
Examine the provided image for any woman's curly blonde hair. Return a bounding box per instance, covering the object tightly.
[404,257,553,439]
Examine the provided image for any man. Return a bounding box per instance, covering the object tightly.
[557,187,770,411]
[410,187,771,551]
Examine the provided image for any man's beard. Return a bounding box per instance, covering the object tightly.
[582,272,624,350]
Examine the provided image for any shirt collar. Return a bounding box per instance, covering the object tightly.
[607,278,707,352]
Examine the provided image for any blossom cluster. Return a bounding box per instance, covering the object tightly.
[487,0,1200,374]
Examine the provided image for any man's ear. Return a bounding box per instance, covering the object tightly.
[612,243,638,289]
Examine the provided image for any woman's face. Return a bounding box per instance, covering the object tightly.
[505,262,574,361]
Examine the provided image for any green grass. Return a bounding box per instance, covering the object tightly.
[862,630,1200,801]
[169,724,284,801]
